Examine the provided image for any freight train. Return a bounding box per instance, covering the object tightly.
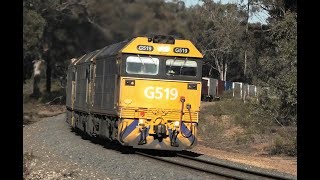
[66,35,203,150]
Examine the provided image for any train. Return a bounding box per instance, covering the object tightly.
[66,35,203,151]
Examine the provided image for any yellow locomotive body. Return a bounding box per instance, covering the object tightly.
[66,35,203,150]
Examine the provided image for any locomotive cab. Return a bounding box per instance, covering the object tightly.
[117,35,203,150]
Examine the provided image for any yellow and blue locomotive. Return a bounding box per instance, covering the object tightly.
[66,35,203,150]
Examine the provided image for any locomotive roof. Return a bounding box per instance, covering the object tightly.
[76,50,100,64]
[69,40,130,66]
[120,37,203,58]
[97,40,130,58]
[69,36,203,66]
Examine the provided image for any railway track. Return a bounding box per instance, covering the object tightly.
[135,151,296,180]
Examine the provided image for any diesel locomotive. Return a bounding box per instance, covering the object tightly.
[66,35,203,150]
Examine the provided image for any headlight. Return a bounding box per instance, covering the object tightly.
[157,46,170,53]
[174,121,180,127]
[138,119,145,126]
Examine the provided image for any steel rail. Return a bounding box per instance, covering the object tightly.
[135,151,295,180]
[135,151,247,180]
[176,153,295,180]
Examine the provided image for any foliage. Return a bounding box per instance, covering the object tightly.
[23,5,46,82]
[258,11,297,125]
[189,1,246,80]
[253,0,297,21]
[23,9,46,59]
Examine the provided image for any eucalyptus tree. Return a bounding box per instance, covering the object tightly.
[189,0,246,81]
[23,0,46,85]
[258,11,296,124]
[23,0,110,93]
[249,0,297,124]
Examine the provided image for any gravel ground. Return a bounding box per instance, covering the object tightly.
[23,114,229,180]
[23,113,296,180]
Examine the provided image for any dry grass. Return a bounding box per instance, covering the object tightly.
[23,78,66,125]
[198,98,297,156]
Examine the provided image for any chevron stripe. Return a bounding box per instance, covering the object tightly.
[122,120,138,140]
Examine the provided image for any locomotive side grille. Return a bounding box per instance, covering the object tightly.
[120,108,136,118]
[120,108,198,122]
[165,111,198,121]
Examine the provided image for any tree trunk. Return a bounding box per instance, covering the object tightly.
[208,66,212,77]
[32,60,43,98]
[220,71,224,81]
[223,63,227,81]
[46,59,51,93]
[244,0,250,81]
[213,54,223,80]
[33,75,41,98]
[244,50,247,77]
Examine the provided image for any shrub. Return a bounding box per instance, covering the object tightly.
[234,134,255,145]
[199,97,297,156]
[269,135,297,156]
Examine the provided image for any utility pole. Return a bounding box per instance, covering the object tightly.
[244,0,251,82]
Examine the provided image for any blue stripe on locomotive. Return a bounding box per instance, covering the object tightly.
[122,120,138,140]
[181,122,195,143]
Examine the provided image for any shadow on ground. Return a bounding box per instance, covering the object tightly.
[71,127,203,157]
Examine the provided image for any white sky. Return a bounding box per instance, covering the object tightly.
[170,0,269,24]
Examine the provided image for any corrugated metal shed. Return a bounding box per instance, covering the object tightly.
[247,84,257,97]
[232,82,243,98]
[225,81,232,91]
[201,77,218,97]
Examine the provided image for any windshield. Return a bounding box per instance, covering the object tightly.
[126,56,159,75]
[166,59,197,76]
